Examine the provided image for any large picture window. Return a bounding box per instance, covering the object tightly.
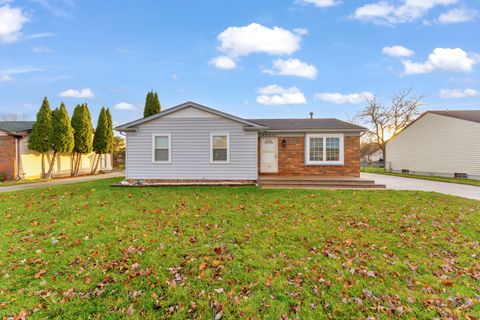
[305,134,344,165]
[211,133,229,163]
[152,134,171,163]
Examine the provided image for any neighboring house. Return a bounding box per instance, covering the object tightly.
[360,143,383,165]
[115,101,366,185]
[0,121,112,181]
[386,110,480,180]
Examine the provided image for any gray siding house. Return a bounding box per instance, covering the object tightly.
[386,110,480,180]
[116,101,367,185]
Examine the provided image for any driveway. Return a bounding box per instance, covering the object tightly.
[0,171,124,193]
[361,173,480,201]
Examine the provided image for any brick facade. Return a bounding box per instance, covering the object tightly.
[260,135,360,177]
[0,135,16,181]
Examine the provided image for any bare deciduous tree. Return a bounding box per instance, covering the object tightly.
[356,88,423,163]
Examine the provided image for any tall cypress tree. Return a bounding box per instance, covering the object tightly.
[71,103,93,175]
[143,91,161,117]
[92,108,111,173]
[46,103,75,178]
[105,108,114,154]
[28,97,53,178]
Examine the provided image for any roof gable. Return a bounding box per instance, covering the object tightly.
[115,101,267,131]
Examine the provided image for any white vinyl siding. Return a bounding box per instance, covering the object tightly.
[125,108,257,180]
[305,133,344,165]
[386,113,480,179]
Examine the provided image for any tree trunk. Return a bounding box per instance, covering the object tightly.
[91,154,100,174]
[381,146,387,172]
[46,151,58,179]
[41,153,46,178]
[75,153,82,176]
[71,153,76,176]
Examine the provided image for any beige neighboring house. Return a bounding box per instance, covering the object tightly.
[0,121,112,181]
[386,110,480,180]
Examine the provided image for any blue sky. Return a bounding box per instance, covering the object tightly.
[0,0,479,126]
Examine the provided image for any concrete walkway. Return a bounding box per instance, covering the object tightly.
[361,173,480,201]
[0,171,124,193]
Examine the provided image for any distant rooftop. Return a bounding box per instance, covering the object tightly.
[0,121,34,133]
[428,110,480,124]
[247,118,366,131]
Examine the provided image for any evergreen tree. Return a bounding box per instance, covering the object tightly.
[28,97,53,178]
[105,108,114,153]
[46,103,74,178]
[71,103,93,175]
[143,91,161,117]
[92,108,111,173]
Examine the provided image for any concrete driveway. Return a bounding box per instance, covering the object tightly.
[361,173,480,201]
[0,171,123,193]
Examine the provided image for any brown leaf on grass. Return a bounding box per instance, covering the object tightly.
[214,247,222,255]
[34,269,46,279]
[189,236,197,243]
[213,259,221,267]
[126,304,134,315]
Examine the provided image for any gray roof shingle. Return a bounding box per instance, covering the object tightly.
[0,121,35,133]
[247,118,366,131]
[428,110,480,124]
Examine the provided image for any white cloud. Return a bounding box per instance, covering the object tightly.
[211,23,305,69]
[114,102,136,110]
[209,56,237,69]
[296,0,340,8]
[0,66,42,81]
[60,88,94,98]
[314,91,374,104]
[403,48,477,75]
[382,45,414,57]
[0,4,28,43]
[439,88,478,98]
[32,46,51,53]
[262,58,318,79]
[257,85,307,105]
[217,23,303,58]
[0,75,13,81]
[353,0,459,25]
[437,8,478,24]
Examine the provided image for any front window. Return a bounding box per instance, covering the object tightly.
[153,134,171,163]
[211,133,229,163]
[306,134,344,165]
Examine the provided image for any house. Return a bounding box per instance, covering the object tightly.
[115,102,380,187]
[0,121,112,181]
[360,143,383,166]
[386,110,480,180]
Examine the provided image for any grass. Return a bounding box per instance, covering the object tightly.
[362,167,480,187]
[1,178,479,319]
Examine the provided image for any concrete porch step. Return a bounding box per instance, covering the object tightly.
[258,175,386,189]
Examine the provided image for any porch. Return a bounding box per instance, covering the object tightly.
[258,175,386,189]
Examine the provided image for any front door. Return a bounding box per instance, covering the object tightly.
[260,137,278,173]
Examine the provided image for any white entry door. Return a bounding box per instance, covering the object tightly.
[260,137,278,173]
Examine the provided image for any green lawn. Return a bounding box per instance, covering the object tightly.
[362,167,480,187]
[1,179,479,319]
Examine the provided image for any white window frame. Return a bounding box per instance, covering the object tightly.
[152,134,171,164]
[305,133,344,166]
[210,132,230,164]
